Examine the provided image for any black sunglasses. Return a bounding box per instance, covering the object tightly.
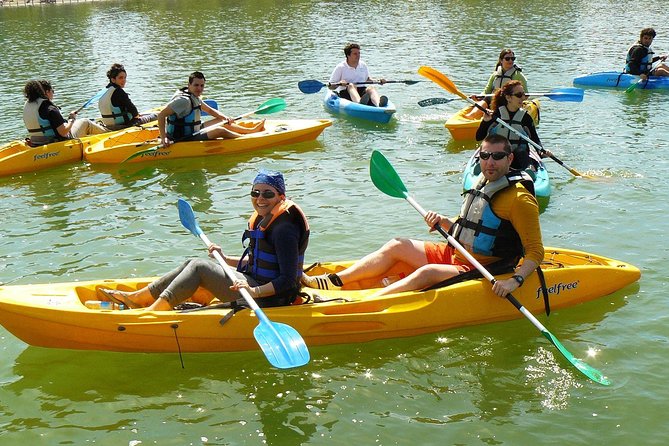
[250,189,277,199]
[479,151,509,161]
[504,56,516,61]
[509,92,526,98]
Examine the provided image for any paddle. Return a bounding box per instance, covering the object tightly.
[122,98,286,163]
[418,88,583,107]
[368,150,610,385]
[73,86,109,114]
[487,116,590,178]
[298,79,421,94]
[417,97,458,107]
[418,66,589,178]
[177,198,310,369]
[625,58,666,92]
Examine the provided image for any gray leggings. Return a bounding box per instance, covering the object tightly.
[148,258,257,306]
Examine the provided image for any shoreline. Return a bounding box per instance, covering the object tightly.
[1,0,110,6]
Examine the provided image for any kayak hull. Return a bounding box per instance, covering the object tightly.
[0,133,105,177]
[84,119,332,164]
[445,99,540,141]
[462,148,551,212]
[323,90,396,123]
[0,247,639,353]
[573,71,669,89]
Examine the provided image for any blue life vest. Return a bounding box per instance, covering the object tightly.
[166,88,202,139]
[450,171,535,260]
[98,84,133,127]
[625,42,655,75]
[23,98,57,140]
[238,200,310,299]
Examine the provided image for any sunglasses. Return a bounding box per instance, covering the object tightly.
[479,151,509,161]
[250,189,277,199]
[504,56,516,61]
[509,92,526,98]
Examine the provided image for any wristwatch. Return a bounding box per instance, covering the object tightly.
[512,274,524,287]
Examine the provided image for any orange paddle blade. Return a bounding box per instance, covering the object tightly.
[417,66,467,99]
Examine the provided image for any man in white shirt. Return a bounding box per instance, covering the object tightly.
[329,43,387,107]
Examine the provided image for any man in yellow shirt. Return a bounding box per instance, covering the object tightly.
[303,134,544,297]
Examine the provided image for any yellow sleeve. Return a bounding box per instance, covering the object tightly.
[505,184,544,265]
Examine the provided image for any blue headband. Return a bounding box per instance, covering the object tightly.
[253,169,285,195]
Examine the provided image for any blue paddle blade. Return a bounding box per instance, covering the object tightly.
[201,99,218,116]
[298,79,326,94]
[79,87,109,110]
[177,199,203,237]
[255,321,310,369]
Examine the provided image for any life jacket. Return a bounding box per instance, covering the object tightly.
[489,106,531,154]
[625,42,654,75]
[98,84,133,127]
[238,200,310,302]
[450,171,535,260]
[491,65,521,91]
[166,87,202,139]
[23,98,57,140]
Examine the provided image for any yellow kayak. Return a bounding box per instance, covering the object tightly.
[0,133,108,177]
[0,247,639,353]
[445,99,540,141]
[84,119,332,164]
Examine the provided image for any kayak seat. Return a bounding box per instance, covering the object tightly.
[422,258,517,291]
[473,162,481,175]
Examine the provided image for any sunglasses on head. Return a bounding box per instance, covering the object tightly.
[250,189,277,199]
[509,92,526,98]
[504,56,516,61]
[479,151,509,161]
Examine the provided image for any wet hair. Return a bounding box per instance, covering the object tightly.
[23,80,49,102]
[490,80,523,110]
[483,134,512,154]
[640,28,656,39]
[344,42,361,57]
[495,48,516,69]
[106,63,126,81]
[188,71,206,84]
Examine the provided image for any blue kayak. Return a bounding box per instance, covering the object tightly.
[323,90,396,123]
[573,71,669,90]
[462,148,551,213]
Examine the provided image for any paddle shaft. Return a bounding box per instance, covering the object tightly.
[195,232,264,316]
[486,116,584,177]
[73,86,109,114]
[402,195,564,341]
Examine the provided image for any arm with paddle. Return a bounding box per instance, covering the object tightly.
[124,98,285,162]
[298,79,421,94]
[369,150,610,386]
[626,56,669,92]
[177,199,310,369]
[418,66,589,178]
[418,88,584,107]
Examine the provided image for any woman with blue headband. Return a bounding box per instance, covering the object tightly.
[101,169,310,311]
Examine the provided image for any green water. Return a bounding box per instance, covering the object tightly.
[0,0,667,444]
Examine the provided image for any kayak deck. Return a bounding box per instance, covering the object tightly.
[84,119,332,164]
[573,71,669,89]
[323,90,396,123]
[445,99,540,141]
[0,247,639,353]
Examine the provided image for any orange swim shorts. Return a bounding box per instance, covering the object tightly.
[424,241,472,273]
